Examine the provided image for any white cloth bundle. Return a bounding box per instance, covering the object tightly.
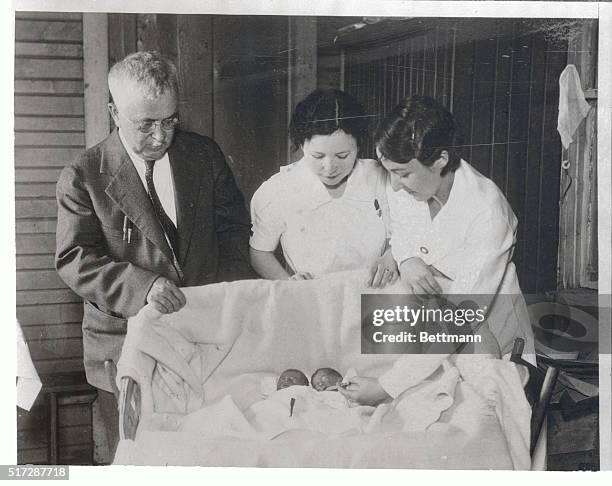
[114,270,531,468]
[16,322,42,411]
[557,64,591,149]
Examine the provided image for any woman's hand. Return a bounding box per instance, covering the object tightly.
[399,257,443,295]
[338,376,391,406]
[368,248,399,288]
[290,271,314,280]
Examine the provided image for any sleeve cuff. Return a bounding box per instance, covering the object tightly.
[391,241,423,267]
[249,233,280,252]
[127,271,162,316]
[379,355,449,398]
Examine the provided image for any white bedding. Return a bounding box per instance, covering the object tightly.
[114,270,531,469]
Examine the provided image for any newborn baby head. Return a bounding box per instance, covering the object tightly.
[311,367,343,391]
[277,369,309,390]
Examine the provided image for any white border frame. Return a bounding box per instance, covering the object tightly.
[3,1,611,482]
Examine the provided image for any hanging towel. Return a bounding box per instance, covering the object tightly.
[16,322,42,411]
[557,64,591,149]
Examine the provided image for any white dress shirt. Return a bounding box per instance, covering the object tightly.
[119,130,178,227]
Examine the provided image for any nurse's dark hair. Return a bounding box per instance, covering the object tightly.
[289,89,369,152]
[374,95,462,176]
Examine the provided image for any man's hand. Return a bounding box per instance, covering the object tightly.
[146,276,186,314]
[338,376,391,406]
[368,248,399,288]
[399,257,443,295]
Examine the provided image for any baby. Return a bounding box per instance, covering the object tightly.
[249,366,365,438]
[277,369,309,390]
[277,367,344,392]
[310,368,343,391]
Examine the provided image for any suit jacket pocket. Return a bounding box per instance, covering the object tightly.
[81,301,128,391]
[82,301,127,334]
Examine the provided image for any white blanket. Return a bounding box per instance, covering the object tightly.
[114,270,531,469]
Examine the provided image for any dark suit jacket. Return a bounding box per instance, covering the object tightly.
[55,129,253,391]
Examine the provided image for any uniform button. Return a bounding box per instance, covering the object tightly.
[420,246,429,254]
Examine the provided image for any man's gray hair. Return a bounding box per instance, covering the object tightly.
[108,51,179,100]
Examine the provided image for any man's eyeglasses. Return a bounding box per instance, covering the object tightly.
[113,107,179,134]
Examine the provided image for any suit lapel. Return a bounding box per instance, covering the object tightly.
[102,130,174,262]
[168,135,201,266]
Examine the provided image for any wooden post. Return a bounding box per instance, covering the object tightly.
[287,16,317,163]
[176,15,214,137]
[557,20,598,290]
[107,14,137,66]
[83,13,110,148]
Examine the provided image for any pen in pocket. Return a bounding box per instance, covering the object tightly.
[122,216,128,241]
[122,216,133,243]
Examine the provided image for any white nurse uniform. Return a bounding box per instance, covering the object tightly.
[250,158,389,277]
[386,160,534,357]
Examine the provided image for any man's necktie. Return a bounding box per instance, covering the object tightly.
[144,159,179,255]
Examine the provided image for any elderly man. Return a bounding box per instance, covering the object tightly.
[55,51,253,454]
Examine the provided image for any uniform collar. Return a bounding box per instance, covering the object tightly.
[286,158,364,210]
[429,160,467,222]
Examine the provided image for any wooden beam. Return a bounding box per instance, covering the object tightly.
[108,14,137,66]
[176,15,213,136]
[287,17,317,162]
[15,148,83,168]
[15,116,84,131]
[17,289,81,306]
[558,20,598,290]
[15,168,63,183]
[289,17,317,110]
[14,59,83,79]
[15,20,82,43]
[83,13,110,148]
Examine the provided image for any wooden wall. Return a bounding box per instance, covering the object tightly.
[341,18,569,294]
[14,11,92,464]
[343,20,456,158]
[132,14,291,203]
[14,11,86,377]
[451,21,566,295]
[211,16,291,201]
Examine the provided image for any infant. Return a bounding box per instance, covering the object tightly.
[277,369,310,390]
[248,366,367,438]
[311,368,343,391]
[277,367,344,392]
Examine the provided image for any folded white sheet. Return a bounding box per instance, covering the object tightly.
[115,270,531,468]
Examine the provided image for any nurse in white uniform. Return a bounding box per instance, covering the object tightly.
[340,95,535,406]
[250,89,397,285]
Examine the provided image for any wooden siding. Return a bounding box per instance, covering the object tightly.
[14,11,88,464]
[17,397,93,465]
[343,19,568,293]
